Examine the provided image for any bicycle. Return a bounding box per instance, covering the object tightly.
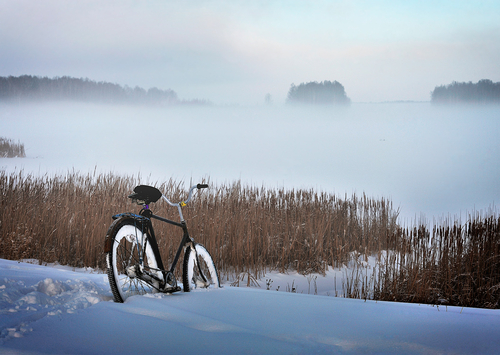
[104,184,219,303]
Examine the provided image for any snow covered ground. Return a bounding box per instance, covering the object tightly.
[1,258,499,354]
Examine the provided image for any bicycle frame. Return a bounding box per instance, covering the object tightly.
[109,184,209,291]
[139,207,195,277]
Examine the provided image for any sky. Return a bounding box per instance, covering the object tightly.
[1,0,500,105]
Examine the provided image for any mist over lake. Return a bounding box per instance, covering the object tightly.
[1,102,498,223]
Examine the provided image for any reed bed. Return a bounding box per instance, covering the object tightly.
[339,215,500,309]
[0,137,26,158]
[0,170,397,273]
[370,215,500,308]
[1,170,499,308]
[184,182,399,281]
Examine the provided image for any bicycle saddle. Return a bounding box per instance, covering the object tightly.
[128,185,162,205]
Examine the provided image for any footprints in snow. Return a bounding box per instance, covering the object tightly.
[0,277,110,341]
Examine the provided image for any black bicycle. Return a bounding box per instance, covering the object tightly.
[104,184,219,303]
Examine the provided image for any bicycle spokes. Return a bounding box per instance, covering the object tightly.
[115,236,159,295]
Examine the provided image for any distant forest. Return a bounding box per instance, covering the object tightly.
[0,75,210,106]
[431,79,500,104]
[287,81,351,105]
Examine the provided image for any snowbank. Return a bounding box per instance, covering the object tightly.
[1,259,499,354]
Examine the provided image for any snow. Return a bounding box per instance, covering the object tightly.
[1,259,499,354]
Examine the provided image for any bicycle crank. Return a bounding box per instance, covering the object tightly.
[126,265,162,284]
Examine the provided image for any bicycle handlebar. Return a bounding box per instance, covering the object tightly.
[183,184,208,204]
[160,184,208,221]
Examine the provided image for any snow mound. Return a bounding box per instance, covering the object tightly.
[36,278,71,296]
[0,260,111,342]
[1,258,500,354]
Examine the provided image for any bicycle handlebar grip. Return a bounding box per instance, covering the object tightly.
[197,184,209,189]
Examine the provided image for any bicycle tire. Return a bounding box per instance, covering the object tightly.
[106,217,163,302]
[182,244,220,292]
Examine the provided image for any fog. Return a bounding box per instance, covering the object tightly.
[2,1,500,104]
[1,102,499,223]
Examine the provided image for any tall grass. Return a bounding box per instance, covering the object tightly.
[0,170,397,273]
[185,183,398,281]
[1,170,133,267]
[0,137,26,158]
[1,170,498,308]
[340,215,500,309]
[371,215,500,308]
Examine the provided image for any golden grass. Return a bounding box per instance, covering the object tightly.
[1,170,498,308]
[371,216,500,308]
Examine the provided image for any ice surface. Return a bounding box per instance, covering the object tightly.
[1,258,499,354]
[1,102,498,223]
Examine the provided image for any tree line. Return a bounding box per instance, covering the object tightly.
[431,79,500,104]
[286,80,351,105]
[285,79,500,105]
[0,75,210,106]
[4,75,498,105]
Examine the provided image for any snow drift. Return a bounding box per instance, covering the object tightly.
[1,259,499,354]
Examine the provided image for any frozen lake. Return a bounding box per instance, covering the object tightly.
[1,101,499,223]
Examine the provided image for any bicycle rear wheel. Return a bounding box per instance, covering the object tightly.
[106,218,162,302]
[182,244,220,291]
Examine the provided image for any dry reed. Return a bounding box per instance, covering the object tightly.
[1,170,498,308]
[0,137,26,158]
[370,215,500,308]
[0,170,397,273]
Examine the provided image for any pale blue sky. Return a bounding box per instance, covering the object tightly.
[1,0,499,104]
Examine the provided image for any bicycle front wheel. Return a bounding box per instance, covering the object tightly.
[106,218,162,302]
[183,244,220,292]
